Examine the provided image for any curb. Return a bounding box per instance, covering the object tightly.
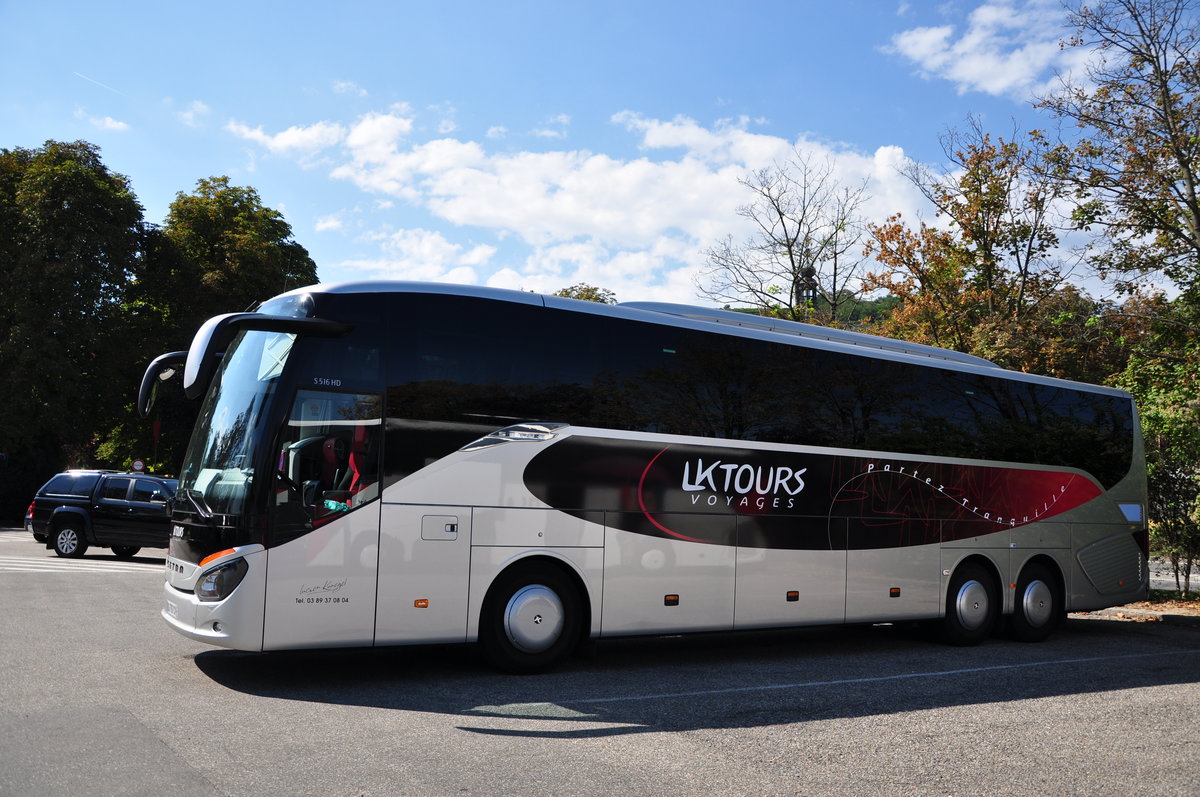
[1075,607,1200,628]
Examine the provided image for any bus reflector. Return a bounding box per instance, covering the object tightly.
[199,548,237,567]
[664,594,679,606]
[414,599,429,608]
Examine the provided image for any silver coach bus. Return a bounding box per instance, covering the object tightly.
[140,281,1148,672]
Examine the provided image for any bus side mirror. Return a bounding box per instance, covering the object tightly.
[138,351,188,418]
[302,480,321,508]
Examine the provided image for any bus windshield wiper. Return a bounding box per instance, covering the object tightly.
[179,488,215,521]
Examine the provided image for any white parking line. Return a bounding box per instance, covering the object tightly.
[0,555,162,574]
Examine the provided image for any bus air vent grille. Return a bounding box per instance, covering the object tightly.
[1076,532,1145,595]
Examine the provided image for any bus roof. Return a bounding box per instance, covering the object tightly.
[619,302,999,369]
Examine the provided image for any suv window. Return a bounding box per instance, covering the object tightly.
[100,478,131,501]
[41,473,101,497]
[132,480,171,503]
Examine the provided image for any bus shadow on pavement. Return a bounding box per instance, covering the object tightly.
[193,618,1200,739]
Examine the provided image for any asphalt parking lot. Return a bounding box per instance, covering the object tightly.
[1,527,1197,796]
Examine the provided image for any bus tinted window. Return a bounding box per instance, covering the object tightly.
[382,295,1133,488]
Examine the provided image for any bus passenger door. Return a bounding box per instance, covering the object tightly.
[263,390,383,650]
[374,505,472,645]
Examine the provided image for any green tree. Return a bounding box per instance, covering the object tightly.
[0,140,145,519]
[1039,0,1200,293]
[159,176,318,333]
[553,283,617,303]
[1117,296,1200,592]
[863,123,1139,382]
[97,177,319,472]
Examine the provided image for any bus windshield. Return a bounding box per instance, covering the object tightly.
[178,329,296,517]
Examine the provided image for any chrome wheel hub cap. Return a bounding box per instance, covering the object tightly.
[955,579,990,631]
[503,585,564,654]
[1021,579,1054,628]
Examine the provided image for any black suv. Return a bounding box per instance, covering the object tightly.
[25,470,178,558]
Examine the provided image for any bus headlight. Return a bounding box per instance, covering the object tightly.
[195,558,249,602]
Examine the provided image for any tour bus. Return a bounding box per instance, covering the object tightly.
[140,281,1148,672]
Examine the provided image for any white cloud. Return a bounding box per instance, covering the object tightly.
[77,107,130,131]
[428,102,458,135]
[614,112,790,167]
[486,125,508,139]
[333,80,367,97]
[887,0,1073,99]
[332,228,495,282]
[315,214,344,232]
[531,113,571,139]
[91,115,130,131]
[226,119,345,154]
[177,100,211,128]
[238,106,934,304]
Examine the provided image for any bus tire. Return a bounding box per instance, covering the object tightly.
[52,522,88,559]
[111,546,141,558]
[942,561,997,646]
[479,564,581,674]
[1009,562,1062,643]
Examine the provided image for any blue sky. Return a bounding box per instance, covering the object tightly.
[1,0,1089,304]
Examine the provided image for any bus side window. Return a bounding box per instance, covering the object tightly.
[273,390,383,543]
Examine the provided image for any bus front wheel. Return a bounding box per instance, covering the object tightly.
[479,565,581,674]
[942,562,997,646]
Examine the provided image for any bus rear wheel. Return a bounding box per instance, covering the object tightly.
[1009,562,1062,643]
[942,562,997,646]
[479,565,581,674]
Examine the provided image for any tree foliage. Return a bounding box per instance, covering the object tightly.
[860,124,1143,381]
[98,177,319,472]
[697,150,870,325]
[1039,0,1200,292]
[158,177,318,333]
[553,283,617,303]
[0,143,321,522]
[1117,296,1200,590]
[0,140,145,517]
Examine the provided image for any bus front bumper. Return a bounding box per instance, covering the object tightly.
[162,579,265,651]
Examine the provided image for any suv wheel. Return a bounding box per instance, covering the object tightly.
[52,523,88,558]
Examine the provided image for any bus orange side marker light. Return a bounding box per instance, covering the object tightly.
[664,594,679,606]
[889,587,901,598]
[199,548,237,567]
[786,591,799,602]
[414,599,429,608]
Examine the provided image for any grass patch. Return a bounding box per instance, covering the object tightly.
[1148,588,1200,604]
